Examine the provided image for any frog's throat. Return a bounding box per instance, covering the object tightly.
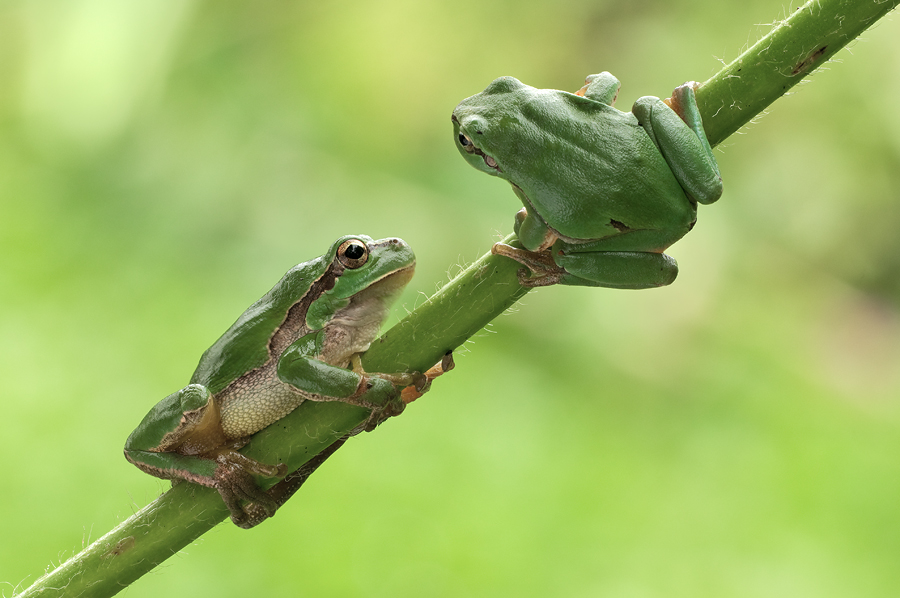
[320,264,415,366]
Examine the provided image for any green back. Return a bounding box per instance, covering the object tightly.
[455,79,693,239]
[189,255,329,394]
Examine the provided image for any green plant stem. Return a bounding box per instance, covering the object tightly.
[14,241,529,598]
[696,0,900,147]
[16,0,897,595]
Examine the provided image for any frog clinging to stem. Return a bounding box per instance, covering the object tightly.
[125,235,432,528]
[452,72,723,288]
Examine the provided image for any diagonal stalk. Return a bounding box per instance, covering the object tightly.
[15,0,898,595]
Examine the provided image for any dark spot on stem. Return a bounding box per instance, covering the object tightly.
[102,536,136,559]
[791,46,828,76]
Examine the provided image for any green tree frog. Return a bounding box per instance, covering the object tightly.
[452,72,723,288]
[125,235,424,528]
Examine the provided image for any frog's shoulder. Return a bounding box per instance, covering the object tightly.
[189,256,330,394]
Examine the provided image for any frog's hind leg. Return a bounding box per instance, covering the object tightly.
[491,240,678,289]
[667,83,713,153]
[212,447,287,527]
[545,228,685,289]
[554,250,678,289]
[633,85,722,205]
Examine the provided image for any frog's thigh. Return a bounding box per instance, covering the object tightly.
[555,251,678,289]
[633,96,722,205]
[561,226,692,254]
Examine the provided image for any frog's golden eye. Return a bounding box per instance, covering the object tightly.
[337,239,369,269]
[458,134,475,152]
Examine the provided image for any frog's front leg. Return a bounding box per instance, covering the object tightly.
[492,241,567,287]
[236,351,451,529]
[276,340,424,431]
[632,83,723,206]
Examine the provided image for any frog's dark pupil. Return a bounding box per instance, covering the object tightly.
[345,243,366,260]
[458,134,470,146]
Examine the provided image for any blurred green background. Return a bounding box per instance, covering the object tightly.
[2,0,900,596]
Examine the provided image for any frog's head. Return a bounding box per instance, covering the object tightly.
[451,76,529,178]
[306,235,416,331]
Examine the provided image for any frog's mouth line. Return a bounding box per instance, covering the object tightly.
[460,136,500,172]
[353,264,416,300]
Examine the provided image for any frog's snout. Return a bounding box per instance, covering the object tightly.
[457,115,487,137]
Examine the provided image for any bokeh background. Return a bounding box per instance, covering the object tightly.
[2,1,900,596]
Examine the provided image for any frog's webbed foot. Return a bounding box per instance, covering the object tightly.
[236,437,349,529]
[664,81,701,125]
[338,374,407,433]
[345,356,433,431]
[212,449,287,528]
[491,242,565,287]
[401,351,454,404]
[349,354,427,390]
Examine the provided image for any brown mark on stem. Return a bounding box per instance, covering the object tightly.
[102,536,136,559]
[791,46,828,76]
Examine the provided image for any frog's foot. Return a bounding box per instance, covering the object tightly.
[340,375,409,433]
[355,394,407,433]
[373,371,428,389]
[237,437,349,529]
[664,81,701,125]
[491,242,565,287]
[212,449,287,527]
[401,351,455,404]
[348,354,427,390]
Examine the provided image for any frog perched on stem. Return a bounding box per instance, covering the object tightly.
[125,235,429,528]
[452,72,723,288]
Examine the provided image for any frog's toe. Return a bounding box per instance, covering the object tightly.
[362,396,407,432]
[517,268,563,287]
[234,493,280,529]
[222,473,279,528]
[213,451,285,528]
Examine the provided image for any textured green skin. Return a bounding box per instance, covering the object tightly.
[452,73,722,288]
[454,76,694,243]
[124,386,219,478]
[188,252,330,396]
[190,233,413,394]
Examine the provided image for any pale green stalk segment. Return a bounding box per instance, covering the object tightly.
[16,485,227,598]
[16,1,898,595]
[697,0,900,147]
[15,239,526,598]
